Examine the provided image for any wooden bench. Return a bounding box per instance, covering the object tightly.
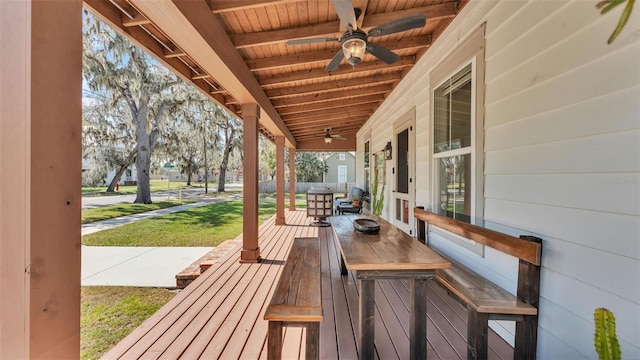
[264,237,323,360]
[414,208,542,360]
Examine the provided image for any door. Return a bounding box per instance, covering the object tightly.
[337,165,347,183]
[392,113,415,235]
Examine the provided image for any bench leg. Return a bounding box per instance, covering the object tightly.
[514,315,538,360]
[305,322,320,360]
[467,309,489,360]
[267,321,283,360]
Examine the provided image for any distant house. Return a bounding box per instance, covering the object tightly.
[324,152,355,184]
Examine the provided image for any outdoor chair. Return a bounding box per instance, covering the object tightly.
[334,187,364,214]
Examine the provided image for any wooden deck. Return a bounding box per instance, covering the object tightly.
[103,210,513,359]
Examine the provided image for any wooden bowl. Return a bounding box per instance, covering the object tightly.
[353,219,380,234]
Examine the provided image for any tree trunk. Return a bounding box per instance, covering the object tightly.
[134,144,152,203]
[106,163,128,192]
[217,166,227,193]
[186,170,192,186]
[134,100,153,204]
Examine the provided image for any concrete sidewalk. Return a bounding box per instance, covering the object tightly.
[82,201,211,235]
[81,245,211,287]
[82,194,242,287]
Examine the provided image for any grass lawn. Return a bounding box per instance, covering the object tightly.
[82,200,305,247]
[82,200,193,224]
[81,286,177,360]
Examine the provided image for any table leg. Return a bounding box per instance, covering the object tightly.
[410,278,428,360]
[340,255,348,276]
[359,278,375,360]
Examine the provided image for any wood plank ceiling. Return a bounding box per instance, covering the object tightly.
[84,0,466,150]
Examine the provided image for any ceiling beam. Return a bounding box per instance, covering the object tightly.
[208,0,300,14]
[287,119,368,132]
[271,84,392,108]
[283,108,372,122]
[230,3,456,48]
[257,56,415,87]
[296,136,357,151]
[266,73,401,98]
[277,94,384,116]
[247,36,430,71]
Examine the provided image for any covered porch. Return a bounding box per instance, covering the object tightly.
[104,210,513,359]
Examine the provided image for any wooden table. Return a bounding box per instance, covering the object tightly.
[331,215,451,360]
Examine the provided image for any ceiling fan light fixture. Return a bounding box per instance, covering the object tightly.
[324,134,333,144]
[342,37,366,67]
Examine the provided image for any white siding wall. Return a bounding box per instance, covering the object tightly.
[357,0,640,358]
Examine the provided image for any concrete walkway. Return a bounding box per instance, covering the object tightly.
[82,201,212,235]
[82,194,242,287]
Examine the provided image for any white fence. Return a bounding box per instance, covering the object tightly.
[258,182,355,194]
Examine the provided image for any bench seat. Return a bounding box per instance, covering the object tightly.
[436,263,537,316]
[264,237,322,360]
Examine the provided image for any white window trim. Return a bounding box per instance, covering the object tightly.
[428,24,486,256]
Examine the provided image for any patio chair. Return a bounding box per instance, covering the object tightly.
[334,187,364,214]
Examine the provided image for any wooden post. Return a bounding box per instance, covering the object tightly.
[1,1,82,357]
[275,136,285,225]
[289,147,296,211]
[416,206,426,244]
[515,235,543,360]
[240,104,261,263]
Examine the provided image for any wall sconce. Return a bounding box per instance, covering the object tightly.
[384,142,392,160]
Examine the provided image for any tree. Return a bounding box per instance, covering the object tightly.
[159,96,215,186]
[215,112,242,192]
[259,137,277,181]
[82,89,137,191]
[83,12,184,203]
[295,152,327,182]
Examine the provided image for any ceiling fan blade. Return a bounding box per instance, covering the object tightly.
[325,49,345,71]
[331,0,358,31]
[368,13,426,38]
[287,37,339,45]
[366,42,400,64]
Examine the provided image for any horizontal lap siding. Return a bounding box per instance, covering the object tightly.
[484,0,640,358]
[357,0,640,358]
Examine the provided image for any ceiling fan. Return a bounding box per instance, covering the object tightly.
[324,128,347,144]
[287,0,426,71]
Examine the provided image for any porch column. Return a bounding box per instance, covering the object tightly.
[241,103,261,263]
[0,1,82,358]
[289,148,297,210]
[275,136,286,225]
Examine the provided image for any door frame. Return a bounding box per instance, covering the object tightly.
[392,108,416,235]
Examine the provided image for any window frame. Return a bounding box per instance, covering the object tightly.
[428,24,486,255]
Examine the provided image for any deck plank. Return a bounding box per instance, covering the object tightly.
[103,210,514,360]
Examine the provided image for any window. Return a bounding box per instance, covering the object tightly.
[429,24,485,254]
[430,24,485,227]
[339,153,346,161]
[433,64,472,223]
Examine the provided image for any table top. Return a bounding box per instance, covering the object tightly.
[331,215,451,271]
